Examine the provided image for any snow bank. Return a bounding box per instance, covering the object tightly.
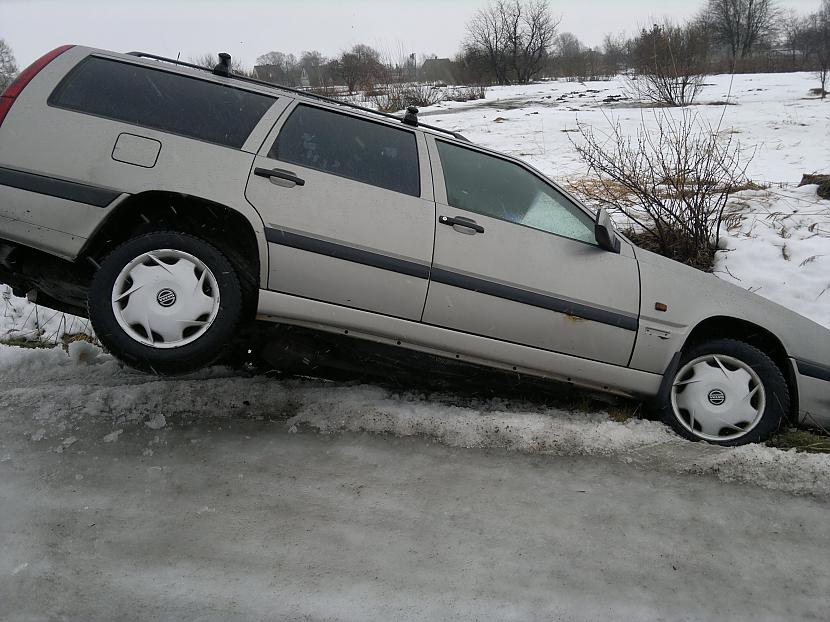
[286,388,830,496]
[715,185,830,328]
[3,344,828,496]
[1,284,92,343]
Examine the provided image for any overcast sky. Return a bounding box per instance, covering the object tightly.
[2,0,822,69]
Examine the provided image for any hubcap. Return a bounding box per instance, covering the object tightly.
[111,249,221,349]
[670,354,766,441]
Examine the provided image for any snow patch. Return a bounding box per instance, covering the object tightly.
[144,413,167,430]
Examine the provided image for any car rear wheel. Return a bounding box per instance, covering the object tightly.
[88,232,242,374]
[658,339,788,445]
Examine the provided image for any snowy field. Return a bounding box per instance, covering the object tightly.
[1,71,829,621]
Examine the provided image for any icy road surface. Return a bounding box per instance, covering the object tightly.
[2,344,830,621]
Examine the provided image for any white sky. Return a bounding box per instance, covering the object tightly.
[1,0,821,70]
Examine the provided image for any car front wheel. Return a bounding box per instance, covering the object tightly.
[658,338,789,445]
[88,232,242,374]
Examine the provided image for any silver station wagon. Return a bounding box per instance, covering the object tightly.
[0,45,828,445]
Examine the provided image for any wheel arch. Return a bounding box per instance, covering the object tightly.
[81,191,267,318]
[681,315,798,422]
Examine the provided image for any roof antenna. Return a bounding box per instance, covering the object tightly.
[213,52,231,77]
[403,105,419,127]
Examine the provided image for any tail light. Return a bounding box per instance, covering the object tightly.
[0,45,74,127]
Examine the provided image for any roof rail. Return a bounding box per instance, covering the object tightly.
[126,51,470,142]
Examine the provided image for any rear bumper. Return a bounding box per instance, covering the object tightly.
[792,358,830,428]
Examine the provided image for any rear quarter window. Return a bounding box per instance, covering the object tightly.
[269,104,420,197]
[48,56,276,149]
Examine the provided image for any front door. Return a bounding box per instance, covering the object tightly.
[423,137,640,366]
[245,102,435,321]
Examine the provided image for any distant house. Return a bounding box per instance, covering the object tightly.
[419,58,458,84]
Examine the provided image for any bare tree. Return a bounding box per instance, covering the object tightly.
[0,39,18,91]
[339,44,384,93]
[465,1,511,84]
[507,0,560,83]
[808,0,830,97]
[702,0,779,60]
[780,10,813,69]
[465,0,559,85]
[253,51,299,84]
[552,31,585,79]
[602,32,629,75]
[628,21,710,106]
[569,109,753,270]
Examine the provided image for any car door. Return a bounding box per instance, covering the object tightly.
[245,102,435,321]
[423,137,640,366]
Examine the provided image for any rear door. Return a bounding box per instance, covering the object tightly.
[423,137,640,366]
[245,102,435,321]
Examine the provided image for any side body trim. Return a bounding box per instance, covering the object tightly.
[429,267,638,332]
[0,166,122,207]
[796,358,830,383]
[264,227,431,280]
[265,226,639,332]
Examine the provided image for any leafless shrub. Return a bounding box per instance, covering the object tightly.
[445,85,487,102]
[190,53,250,76]
[569,109,753,270]
[371,83,487,113]
[372,83,445,112]
[627,21,710,107]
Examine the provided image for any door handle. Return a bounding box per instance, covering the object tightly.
[439,215,484,234]
[254,167,306,186]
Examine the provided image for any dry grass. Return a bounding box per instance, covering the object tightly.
[767,427,830,453]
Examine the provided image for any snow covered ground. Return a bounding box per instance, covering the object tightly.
[421,72,829,184]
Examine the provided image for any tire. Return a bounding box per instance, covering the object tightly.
[88,232,242,375]
[656,338,788,446]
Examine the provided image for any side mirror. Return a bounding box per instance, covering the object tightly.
[595,208,621,254]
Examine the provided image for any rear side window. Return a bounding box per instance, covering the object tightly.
[269,104,420,197]
[49,56,276,149]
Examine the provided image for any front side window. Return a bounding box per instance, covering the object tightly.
[49,57,277,149]
[270,104,420,197]
[436,140,595,244]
